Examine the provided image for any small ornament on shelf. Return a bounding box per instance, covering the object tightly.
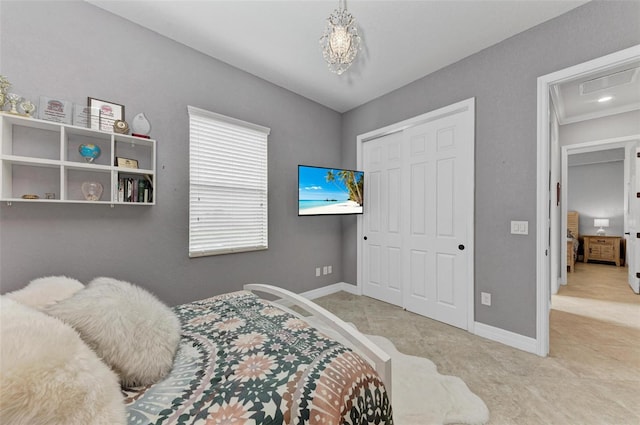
[78,143,101,163]
[6,93,21,114]
[20,100,36,117]
[0,75,11,110]
[81,181,103,201]
[113,119,129,134]
[131,112,151,138]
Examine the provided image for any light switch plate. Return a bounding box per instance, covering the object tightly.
[511,220,528,235]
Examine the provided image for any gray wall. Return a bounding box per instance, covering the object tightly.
[0,1,345,305]
[341,0,640,338]
[569,148,626,167]
[568,160,625,236]
[560,110,640,146]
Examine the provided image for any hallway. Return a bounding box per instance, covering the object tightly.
[550,261,639,421]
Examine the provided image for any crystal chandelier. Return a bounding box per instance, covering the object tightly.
[320,0,361,75]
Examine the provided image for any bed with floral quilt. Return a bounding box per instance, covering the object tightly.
[123,288,393,425]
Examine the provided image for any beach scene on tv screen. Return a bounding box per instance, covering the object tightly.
[299,166,364,215]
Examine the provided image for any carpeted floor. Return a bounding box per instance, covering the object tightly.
[314,262,640,425]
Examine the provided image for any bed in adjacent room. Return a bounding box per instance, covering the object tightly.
[567,211,579,272]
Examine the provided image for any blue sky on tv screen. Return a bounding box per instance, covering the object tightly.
[299,166,361,201]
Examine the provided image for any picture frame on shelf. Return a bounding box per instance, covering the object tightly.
[116,157,138,169]
[73,104,100,128]
[88,97,124,132]
[39,96,72,124]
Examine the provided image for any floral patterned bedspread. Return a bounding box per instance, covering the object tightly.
[124,290,393,425]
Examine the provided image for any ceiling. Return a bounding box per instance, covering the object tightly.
[87,0,589,113]
[552,60,640,125]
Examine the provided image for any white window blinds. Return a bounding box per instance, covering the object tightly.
[188,106,270,257]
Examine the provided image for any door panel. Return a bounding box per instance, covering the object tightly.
[410,249,428,299]
[362,132,403,306]
[437,254,456,307]
[403,112,472,330]
[437,157,455,236]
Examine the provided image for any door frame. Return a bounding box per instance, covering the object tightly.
[356,97,476,332]
[559,136,640,287]
[536,44,640,357]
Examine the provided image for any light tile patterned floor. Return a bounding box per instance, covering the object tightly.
[314,262,640,425]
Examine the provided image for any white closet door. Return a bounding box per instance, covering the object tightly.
[402,112,473,329]
[361,103,474,330]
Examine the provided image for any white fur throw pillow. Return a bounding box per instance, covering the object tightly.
[45,277,181,387]
[0,297,126,425]
[4,275,84,309]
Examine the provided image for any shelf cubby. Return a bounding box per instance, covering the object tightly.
[0,114,156,205]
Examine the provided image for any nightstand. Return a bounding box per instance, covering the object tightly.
[583,235,621,266]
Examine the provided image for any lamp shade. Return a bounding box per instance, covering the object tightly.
[594,218,609,228]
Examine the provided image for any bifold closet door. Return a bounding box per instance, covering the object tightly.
[362,106,473,330]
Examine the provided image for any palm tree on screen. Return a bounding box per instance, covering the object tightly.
[325,170,363,206]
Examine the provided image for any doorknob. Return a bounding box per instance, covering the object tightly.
[458,244,465,250]
[364,236,368,240]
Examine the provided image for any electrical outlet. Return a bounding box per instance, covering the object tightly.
[481,292,492,306]
[323,266,328,275]
[315,267,321,277]
[327,265,332,274]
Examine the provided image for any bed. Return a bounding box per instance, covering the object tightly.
[567,211,579,272]
[123,285,393,425]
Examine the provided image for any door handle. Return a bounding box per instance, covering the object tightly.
[364,236,368,240]
[458,244,465,250]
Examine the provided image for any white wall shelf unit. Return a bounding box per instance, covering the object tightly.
[0,113,156,205]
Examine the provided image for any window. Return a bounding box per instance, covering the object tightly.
[188,106,269,257]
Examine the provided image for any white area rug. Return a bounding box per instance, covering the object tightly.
[303,317,489,425]
[366,334,489,425]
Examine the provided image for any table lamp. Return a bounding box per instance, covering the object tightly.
[594,218,609,236]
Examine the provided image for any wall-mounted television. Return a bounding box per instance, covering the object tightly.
[298,165,364,216]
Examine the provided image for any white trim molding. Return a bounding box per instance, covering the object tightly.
[473,322,538,355]
[298,281,360,300]
[275,282,360,308]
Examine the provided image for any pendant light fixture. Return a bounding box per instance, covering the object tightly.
[319,0,361,75]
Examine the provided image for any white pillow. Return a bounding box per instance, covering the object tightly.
[4,275,84,309]
[0,297,126,425]
[45,277,181,387]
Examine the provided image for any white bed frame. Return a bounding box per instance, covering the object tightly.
[244,283,392,400]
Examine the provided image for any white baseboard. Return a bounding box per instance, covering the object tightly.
[275,282,359,308]
[473,321,538,355]
[298,282,359,300]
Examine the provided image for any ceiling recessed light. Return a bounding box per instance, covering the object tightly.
[597,96,613,103]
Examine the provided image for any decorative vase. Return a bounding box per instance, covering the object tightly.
[81,182,103,201]
[78,143,101,163]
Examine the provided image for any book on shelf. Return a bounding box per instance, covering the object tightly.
[117,176,153,203]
